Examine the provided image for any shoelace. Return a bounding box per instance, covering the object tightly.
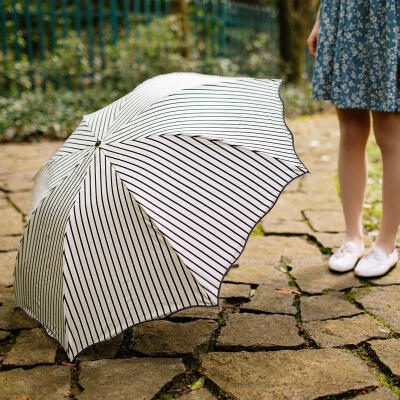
[362,246,385,262]
[336,241,357,256]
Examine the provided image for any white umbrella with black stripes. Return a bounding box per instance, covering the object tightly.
[13,72,309,361]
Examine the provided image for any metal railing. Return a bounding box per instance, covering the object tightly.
[0,0,314,93]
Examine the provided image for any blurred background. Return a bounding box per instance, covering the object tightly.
[0,0,331,142]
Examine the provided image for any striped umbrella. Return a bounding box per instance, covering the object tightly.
[14,72,309,361]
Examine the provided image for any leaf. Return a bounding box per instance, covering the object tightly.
[188,376,205,390]
[275,287,301,295]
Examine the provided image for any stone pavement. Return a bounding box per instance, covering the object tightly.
[1,110,400,399]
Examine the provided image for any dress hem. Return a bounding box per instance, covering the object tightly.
[311,94,400,113]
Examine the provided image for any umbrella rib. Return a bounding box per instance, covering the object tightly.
[96,153,170,322]
[108,166,159,319]
[102,78,284,141]
[107,105,289,144]
[86,168,128,330]
[207,138,302,181]
[164,134,295,189]
[108,141,274,215]
[116,172,225,289]
[107,168,156,318]
[120,180,239,262]
[134,197,195,314]
[119,181,236,269]
[104,149,255,230]
[95,156,146,322]
[109,153,191,313]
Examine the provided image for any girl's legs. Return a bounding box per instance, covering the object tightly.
[335,106,371,246]
[370,110,400,255]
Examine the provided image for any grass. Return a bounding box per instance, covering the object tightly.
[363,135,383,233]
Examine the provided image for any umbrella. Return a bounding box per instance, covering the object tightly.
[13,72,309,361]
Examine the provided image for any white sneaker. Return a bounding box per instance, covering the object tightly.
[354,245,398,278]
[329,239,365,272]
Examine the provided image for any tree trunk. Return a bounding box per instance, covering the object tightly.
[179,0,192,60]
[277,0,319,85]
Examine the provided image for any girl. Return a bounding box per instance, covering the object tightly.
[306,1,400,277]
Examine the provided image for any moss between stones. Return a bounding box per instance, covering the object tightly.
[340,344,400,399]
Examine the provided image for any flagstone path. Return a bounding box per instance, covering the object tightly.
[1,109,400,399]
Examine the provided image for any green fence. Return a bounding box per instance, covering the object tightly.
[0,0,315,94]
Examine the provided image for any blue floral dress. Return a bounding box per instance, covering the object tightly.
[311,0,400,112]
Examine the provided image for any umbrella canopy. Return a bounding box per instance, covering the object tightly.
[14,72,309,361]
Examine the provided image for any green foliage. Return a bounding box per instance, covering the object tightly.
[363,137,382,233]
[278,82,331,118]
[100,14,198,92]
[0,87,121,142]
[188,376,205,390]
[0,80,331,144]
[0,10,329,143]
[1,14,195,95]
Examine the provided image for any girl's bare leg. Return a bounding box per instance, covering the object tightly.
[335,106,371,246]
[370,110,400,255]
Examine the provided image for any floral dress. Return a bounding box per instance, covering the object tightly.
[311,0,400,112]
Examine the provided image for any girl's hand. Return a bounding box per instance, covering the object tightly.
[307,7,320,59]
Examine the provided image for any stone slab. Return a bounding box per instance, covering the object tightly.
[0,365,70,400]
[303,210,346,232]
[368,264,400,285]
[354,387,398,399]
[76,333,124,361]
[8,191,32,216]
[316,233,377,252]
[219,283,250,299]
[290,260,362,293]
[0,286,38,330]
[0,235,21,251]
[3,327,58,365]
[179,388,216,400]
[0,141,61,175]
[261,193,305,221]
[240,284,296,314]
[199,349,380,400]
[368,338,400,376]
[302,314,391,347]
[350,286,400,333]
[0,171,35,192]
[236,235,322,267]
[225,263,289,286]
[271,192,342,212]
[171,305,222,320]
[311,232,347,249]
[131,319,217,355]
[217,313,303,348]
[261,219,312,235]
[0,251,17,286]
[0,194,8,208]
[300,171,338,196]
[0,330,11,340]
[0,206,24,236]
[300,292,362,322]
[78,357,186,400]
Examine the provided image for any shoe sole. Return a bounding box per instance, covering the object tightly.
[329,255,363,273]
[354,261,398,278]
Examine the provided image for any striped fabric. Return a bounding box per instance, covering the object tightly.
[14,72,309,361]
